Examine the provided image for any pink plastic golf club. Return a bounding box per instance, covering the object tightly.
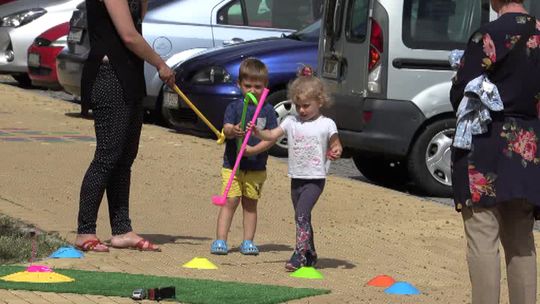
[212,88,270,206]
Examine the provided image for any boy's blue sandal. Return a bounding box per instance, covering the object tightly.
[210,240,228,255]
[239,240,259,255]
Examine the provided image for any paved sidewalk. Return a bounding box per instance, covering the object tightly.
[0,289,148,304]
[2,83,538,303]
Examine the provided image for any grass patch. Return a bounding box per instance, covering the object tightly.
[0,266,329,304]
[0,215,67,264]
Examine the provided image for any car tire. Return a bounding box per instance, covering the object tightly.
[352,154,409,186]
[407,118,455,197]
[12,74,32,88]
[267,89,293,157]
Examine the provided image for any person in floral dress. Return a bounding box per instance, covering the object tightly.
[450,0,540,303]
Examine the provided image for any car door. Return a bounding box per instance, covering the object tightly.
[210,0,321,47]
[319,0,372,131]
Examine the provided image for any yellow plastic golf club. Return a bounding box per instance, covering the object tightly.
[172,85,226,144]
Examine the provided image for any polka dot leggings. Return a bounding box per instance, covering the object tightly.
[77,63,143,235]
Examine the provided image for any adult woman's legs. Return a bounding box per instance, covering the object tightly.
[462,200,537,304]
[462,205,501,304]
[106,102,143,235]
[499,200,536,304]
[76,63,138,247]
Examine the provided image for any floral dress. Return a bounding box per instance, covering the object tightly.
[450,13,540,211]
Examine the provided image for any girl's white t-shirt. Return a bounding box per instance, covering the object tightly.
[280,115,338,179]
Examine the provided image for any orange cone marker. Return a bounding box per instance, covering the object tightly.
[366,275,396,287]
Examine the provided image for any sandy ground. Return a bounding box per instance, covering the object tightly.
[1,82,539,303]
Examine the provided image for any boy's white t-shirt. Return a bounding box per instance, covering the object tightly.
[280,115,338,179]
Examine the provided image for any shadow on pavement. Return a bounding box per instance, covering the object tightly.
[138,233,212,245]
[227,243,293,254]
[65,112,93,120]
[256,243,293,253]
[316,258,356,270]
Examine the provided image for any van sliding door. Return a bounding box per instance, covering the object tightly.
[318,0,372,131]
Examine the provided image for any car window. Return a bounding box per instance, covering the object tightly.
[218,0,244,26]
[403,0,490,50]
[245,0,272,27]
[218,0,321,30]
[346,0,369,41]
[291,19,320,42]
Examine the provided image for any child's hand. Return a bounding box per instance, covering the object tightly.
[326,146,342,161]
[232,123,245,138]
[246,122,259,137]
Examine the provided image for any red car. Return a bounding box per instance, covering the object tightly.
[0,0,15,4]
[27,22,69,89]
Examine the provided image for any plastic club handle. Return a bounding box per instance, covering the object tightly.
[218,88,269,201]
[237,92,258,154]
[237,97,249,154]
[173,85,221,137]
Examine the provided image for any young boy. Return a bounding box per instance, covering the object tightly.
[210,58,277,255]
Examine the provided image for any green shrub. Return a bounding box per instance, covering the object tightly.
[0,215,67,264]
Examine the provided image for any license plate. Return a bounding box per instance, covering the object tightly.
[322,57,339,79]
[28,53,40,67]
[163,92,179,109]
[67,29,83,43]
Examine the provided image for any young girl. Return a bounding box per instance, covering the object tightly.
[249,67,343,271]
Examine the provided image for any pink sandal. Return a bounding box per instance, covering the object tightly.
[75,239,109,252]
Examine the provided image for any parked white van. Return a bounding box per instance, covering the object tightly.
[318,0,540,196]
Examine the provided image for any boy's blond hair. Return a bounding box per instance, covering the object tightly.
[287,71,332,107]
[238,58,269,85]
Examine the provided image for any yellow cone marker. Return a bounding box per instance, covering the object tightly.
[289,267,323,279]
[182,257,218,270]
[1,271,74,283]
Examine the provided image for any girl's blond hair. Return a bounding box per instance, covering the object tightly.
[287,66,332,107]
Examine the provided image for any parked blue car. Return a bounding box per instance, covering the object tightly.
[161,20,319,154]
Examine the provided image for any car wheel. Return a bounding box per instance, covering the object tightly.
[12,74,32,87]
[267,90,294,156]
[158,90,175,128]
[161,99,181,129]
[352,154,409,186]
[407,118,455,197]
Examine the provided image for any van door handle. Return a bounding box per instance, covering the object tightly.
[351,89,367,97]
[223,38,244,45]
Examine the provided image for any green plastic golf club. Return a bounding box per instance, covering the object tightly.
[237,92,259,154]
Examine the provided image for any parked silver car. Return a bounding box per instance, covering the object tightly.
[55,1,86,99]
[56,0,321,117]
[318,0,540,196]
[0,0,80,86]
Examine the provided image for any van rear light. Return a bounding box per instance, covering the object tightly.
[368,20,383,71]
[368,64,381,93]
[368,48,380,71]
[368,19,383,93]
[363,111,373,124]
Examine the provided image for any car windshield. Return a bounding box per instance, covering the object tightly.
[287,19,320,42]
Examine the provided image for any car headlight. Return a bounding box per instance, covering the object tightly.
[1,8,47,27]
[191,66,232,84]
[34,35,67,47]
[50,35,68,47]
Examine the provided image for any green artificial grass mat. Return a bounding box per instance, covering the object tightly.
[0,266,329,304]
